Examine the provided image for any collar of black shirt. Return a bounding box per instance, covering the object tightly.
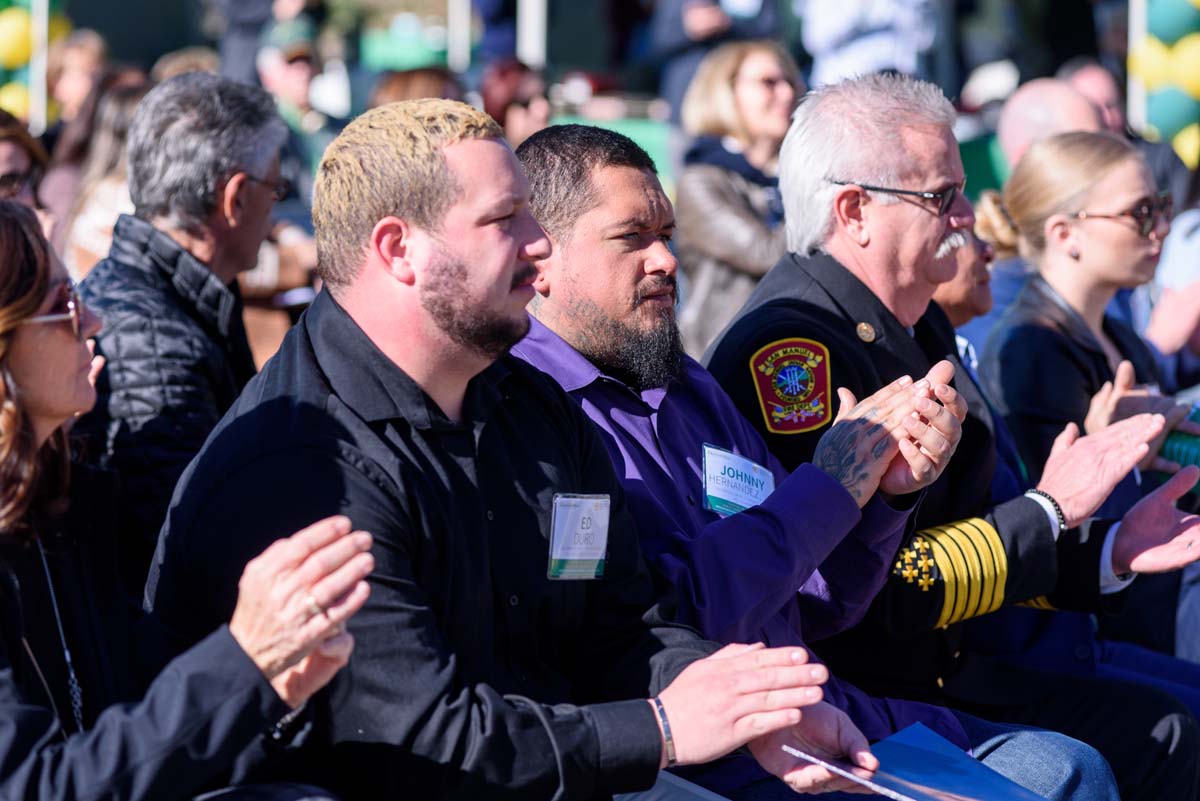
[306,290,511,430]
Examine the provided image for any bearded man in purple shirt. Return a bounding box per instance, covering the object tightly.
[512,124,1124,801]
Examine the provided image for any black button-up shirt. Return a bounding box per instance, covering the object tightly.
[145,289,715,800]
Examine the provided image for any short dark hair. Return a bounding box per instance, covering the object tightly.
[516,124,657,242]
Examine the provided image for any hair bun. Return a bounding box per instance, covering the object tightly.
[974,189,1020,256]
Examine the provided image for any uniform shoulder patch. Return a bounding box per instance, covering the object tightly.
[748,337,832,434]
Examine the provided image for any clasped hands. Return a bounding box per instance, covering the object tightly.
[812,360,967,507]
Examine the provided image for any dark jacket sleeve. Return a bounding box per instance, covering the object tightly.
[0,627,290,801]
[796,493,915,642]
[148,441,709,800]
[706,305,1104,636]
[635,461,867,644]
[79,311,233,565]
[982,323,1100,484]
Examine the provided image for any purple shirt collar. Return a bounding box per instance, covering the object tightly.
[514,315,668,409]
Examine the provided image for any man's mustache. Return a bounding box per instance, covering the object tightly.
[633,276,677,307]
[511,263,537,289]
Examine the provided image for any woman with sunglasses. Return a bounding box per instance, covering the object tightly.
[976,131,1186,501]
[0,199,374,799]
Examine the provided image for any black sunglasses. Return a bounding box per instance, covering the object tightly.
[829,179,965,217]
[825,178,964,215]
[244,173,293,202]
[1073,191,1173,237]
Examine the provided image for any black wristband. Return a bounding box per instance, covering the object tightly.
[1026,488,1067,532]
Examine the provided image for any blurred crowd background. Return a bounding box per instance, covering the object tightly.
[5,0,1198,364]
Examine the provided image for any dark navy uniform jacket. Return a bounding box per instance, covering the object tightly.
[704,252,1115,706]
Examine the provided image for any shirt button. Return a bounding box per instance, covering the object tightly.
[487,510,495,521]
[952,650,961,660]
[936,677,945,689]
[686,495,696,506]
[508,594,519,607]
[1074,645,1091,661]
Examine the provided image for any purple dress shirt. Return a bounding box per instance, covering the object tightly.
[513,317,969,791]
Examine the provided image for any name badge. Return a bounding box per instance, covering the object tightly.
[702,443,775,516]
[548,494,610,580]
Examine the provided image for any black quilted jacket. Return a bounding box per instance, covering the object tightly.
[75,215,257,592]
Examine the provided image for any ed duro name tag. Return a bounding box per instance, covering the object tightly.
[547,494,610,580]
[702,443,775,516]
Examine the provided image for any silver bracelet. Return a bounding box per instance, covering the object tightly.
[652,696,677,768]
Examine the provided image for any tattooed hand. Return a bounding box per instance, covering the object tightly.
[812,375,918,507]
[813,361,966,505]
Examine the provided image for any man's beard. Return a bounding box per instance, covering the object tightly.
[420,249,532,361]
[568,276,684,392]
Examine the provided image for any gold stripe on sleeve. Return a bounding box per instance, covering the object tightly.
[923,526,968,628]
[960,517,1007,616]
[922,517,1006,627]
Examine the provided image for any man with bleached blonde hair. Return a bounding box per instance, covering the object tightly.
[147,98,847,801]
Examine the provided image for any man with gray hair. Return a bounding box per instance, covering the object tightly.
[706,72,1200,801]
[76,71,290,592]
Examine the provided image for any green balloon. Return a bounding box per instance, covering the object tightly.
[1148,86,1200,139]
[1149,0,1200,45]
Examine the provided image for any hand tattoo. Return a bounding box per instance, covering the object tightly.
[813,414,882,502]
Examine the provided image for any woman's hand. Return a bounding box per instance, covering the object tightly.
[228,515,374,708]
[1084,360,1199,472]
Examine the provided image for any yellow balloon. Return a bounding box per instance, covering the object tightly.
[1174,34,1200,98]
[0,82,30,121]
[0,8,31,71]
[48,13,72,44]
[1131,36,1174,91]
[1175,122,1200,169]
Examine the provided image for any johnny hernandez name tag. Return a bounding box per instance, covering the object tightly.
[547,494,610,580]
[702,444,775,516]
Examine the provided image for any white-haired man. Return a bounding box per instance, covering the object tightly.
[705,72,1200,801]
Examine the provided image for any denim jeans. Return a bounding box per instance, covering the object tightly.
[1177,562,1200,664]
[1096,635,1200,718]
[619,712,1120,801]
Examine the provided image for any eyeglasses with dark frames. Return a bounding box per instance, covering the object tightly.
[1073,191,1173,238]
[21,281,85,341]
[244,173,293,202]
[0,166,40,200]
[828,179,966,217]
